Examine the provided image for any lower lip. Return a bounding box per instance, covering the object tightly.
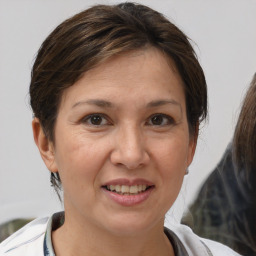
[102,187,154,207]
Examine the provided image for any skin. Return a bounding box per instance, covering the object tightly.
[33,47,197,256]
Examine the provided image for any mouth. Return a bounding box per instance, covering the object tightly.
[102,179,154,206]
[102,184,153,195]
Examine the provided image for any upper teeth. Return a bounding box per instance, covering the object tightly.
[107,185,148,194]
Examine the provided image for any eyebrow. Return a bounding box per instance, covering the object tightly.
[72,99,113,109]
[146,99,181,108]
[72,99,182,110]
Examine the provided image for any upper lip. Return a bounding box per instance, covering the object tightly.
[103,178,154,187]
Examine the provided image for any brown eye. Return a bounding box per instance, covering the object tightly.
[151,115,164,125]
[90,115,103,125]
[147,114,174,126]
[82,114,109,126]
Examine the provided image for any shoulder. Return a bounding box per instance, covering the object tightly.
[166,223,241,256]
[0,217,49,256]
[200,237,242,256]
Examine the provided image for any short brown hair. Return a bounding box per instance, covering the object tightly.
[29,2,207,193]
[233,74,256,190]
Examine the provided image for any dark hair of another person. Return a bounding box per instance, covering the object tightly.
[29,2,207,194]
[233,74,256,192]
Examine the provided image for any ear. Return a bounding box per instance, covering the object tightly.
[32,118,58,173]
[186,123,199,167]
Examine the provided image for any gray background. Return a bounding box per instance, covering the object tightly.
[1,0,256,224]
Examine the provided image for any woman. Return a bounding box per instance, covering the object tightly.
[0,3,240,256]
[182,74,256,255]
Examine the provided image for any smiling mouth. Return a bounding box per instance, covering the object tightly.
[103,184,153,195]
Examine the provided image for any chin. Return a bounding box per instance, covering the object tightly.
[102,213,163,237]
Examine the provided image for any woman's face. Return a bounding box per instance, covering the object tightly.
[38,47,196,236]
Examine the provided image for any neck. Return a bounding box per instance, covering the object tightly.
[52,214,174,256]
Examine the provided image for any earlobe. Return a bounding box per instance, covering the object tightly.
[32,118,58,173]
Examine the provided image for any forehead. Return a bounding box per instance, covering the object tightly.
[60,47,185,109]
[84,47,181,83]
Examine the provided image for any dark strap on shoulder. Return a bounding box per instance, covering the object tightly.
[164,227,189,256]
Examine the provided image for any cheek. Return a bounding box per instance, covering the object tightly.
[149,138,189,214]
[54,134,109,184]
[152,136,190,171]
[151,136,190,195]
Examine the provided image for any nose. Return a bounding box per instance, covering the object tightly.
[110,125,150,169]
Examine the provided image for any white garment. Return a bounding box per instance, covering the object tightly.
[168,223,242,256]
[0,215,241,256]
[0,217,47,256]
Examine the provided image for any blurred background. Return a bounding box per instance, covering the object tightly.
[0,0,256,229]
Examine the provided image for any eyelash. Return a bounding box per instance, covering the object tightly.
[80,113,175,127]
[81,114,111,126]
[146,114,175,126]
